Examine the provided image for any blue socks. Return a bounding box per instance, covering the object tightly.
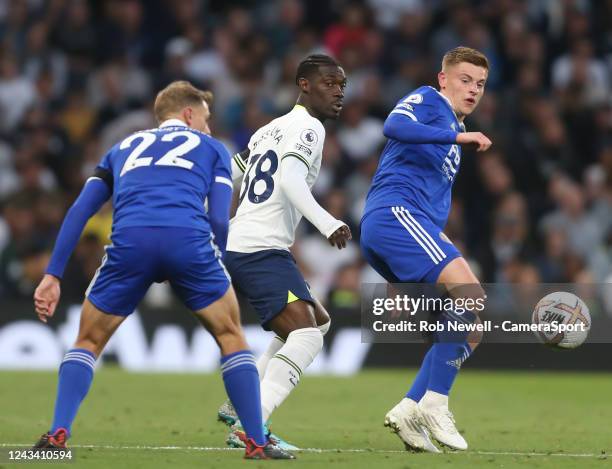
[425,308,475,396]
[405,347,434,401]
[407,308,477,401]
[427,342,472,395]
[220,350,266,446]
[51,348,96,436]
[49,348,267,446]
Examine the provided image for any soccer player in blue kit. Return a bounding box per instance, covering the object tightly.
[361,47,492,452]
[31,81,293,459]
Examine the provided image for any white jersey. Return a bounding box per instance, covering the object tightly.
[228,105,326,253]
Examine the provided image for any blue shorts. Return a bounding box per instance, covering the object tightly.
[360,206,461,283]
[225,249,314,331]
[87,227,230,316]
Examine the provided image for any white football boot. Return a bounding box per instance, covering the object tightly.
[384,398,440,453]
[418,392,468,450]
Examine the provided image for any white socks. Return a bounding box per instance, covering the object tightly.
[260,327,323,422]
[256,320,330,380]
[317,319,331,336]
[256,335,285,380]
[420,390,449,409]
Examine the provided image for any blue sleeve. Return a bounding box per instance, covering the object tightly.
[208,183,232,257]
[46,179,111,279]
[98,147,113,172]
[383,113,458,144]
[211,140,232,181]
[207,140,233,256]
[384,91,458,144]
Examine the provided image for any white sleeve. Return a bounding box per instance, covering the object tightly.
[231,157,245,182]
[281,121,325,170]
[279,156,345,238]
[231,149,249,183]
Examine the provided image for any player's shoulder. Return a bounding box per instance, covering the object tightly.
[398,86,443,107]
[284,106,325,146]
[291,106,325,132]
[199,132,227,152]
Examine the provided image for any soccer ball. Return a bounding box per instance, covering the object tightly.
[531,291,591,349]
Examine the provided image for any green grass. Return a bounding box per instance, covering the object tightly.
[1,369,611,468]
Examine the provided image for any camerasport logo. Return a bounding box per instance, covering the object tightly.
[300,129,318,146]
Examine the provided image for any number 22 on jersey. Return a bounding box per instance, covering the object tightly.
[119,131,201,176]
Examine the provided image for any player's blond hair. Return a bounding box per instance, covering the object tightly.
[442,47,489,71]
[153,80,213,123]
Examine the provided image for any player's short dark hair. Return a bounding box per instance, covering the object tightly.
[153,80,213,123]
[295,54,340,85]
[442,47,489,71]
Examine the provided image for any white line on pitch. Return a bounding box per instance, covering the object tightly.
[0,443,606,458]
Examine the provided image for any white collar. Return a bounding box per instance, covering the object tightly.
[159,118,188,128]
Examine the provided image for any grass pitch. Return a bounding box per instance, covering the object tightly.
[1,368,610,468]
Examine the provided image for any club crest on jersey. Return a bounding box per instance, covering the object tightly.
[404,93,423,104]
[300,129,318,147]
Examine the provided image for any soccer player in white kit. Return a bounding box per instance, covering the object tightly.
[217,55,352,449]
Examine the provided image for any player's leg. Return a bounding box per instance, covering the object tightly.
[418,256,484,450]
[35,230,156,449]
[223,248,326,420]
[35,299,125,448]
[168,235,293,459]
[192,289,294,459]
[218,305,329,430]
[220,249,323,450]
[230,299,325,451]
[254,298,329,382]
[259,299,323,422]
[255,336,285,379]
[361,207,450,452]
[314,297,332,335]
[191,287,268,448]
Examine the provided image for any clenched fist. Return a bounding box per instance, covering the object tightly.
[456,132,492,152]
[328,225,352,250]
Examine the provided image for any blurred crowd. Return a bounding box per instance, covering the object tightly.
[0,0,610,313]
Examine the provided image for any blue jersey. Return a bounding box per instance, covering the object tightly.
[96,121,231,234]
[363,86,465,229]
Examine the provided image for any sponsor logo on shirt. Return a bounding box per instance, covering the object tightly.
[295,143,312,155]
[396,103,414,112]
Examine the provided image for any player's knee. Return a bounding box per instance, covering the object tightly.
[318,318,331,336]
[467,317,484,346]
[213,320,247,352]
[75,329,109,355]
[214,316,243,340]
[288,327,324,359]
[449,283,486,317]
[215,286,240,317]
[314,300,331,332]
[73,338,102,357]
[272,301,317,338]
